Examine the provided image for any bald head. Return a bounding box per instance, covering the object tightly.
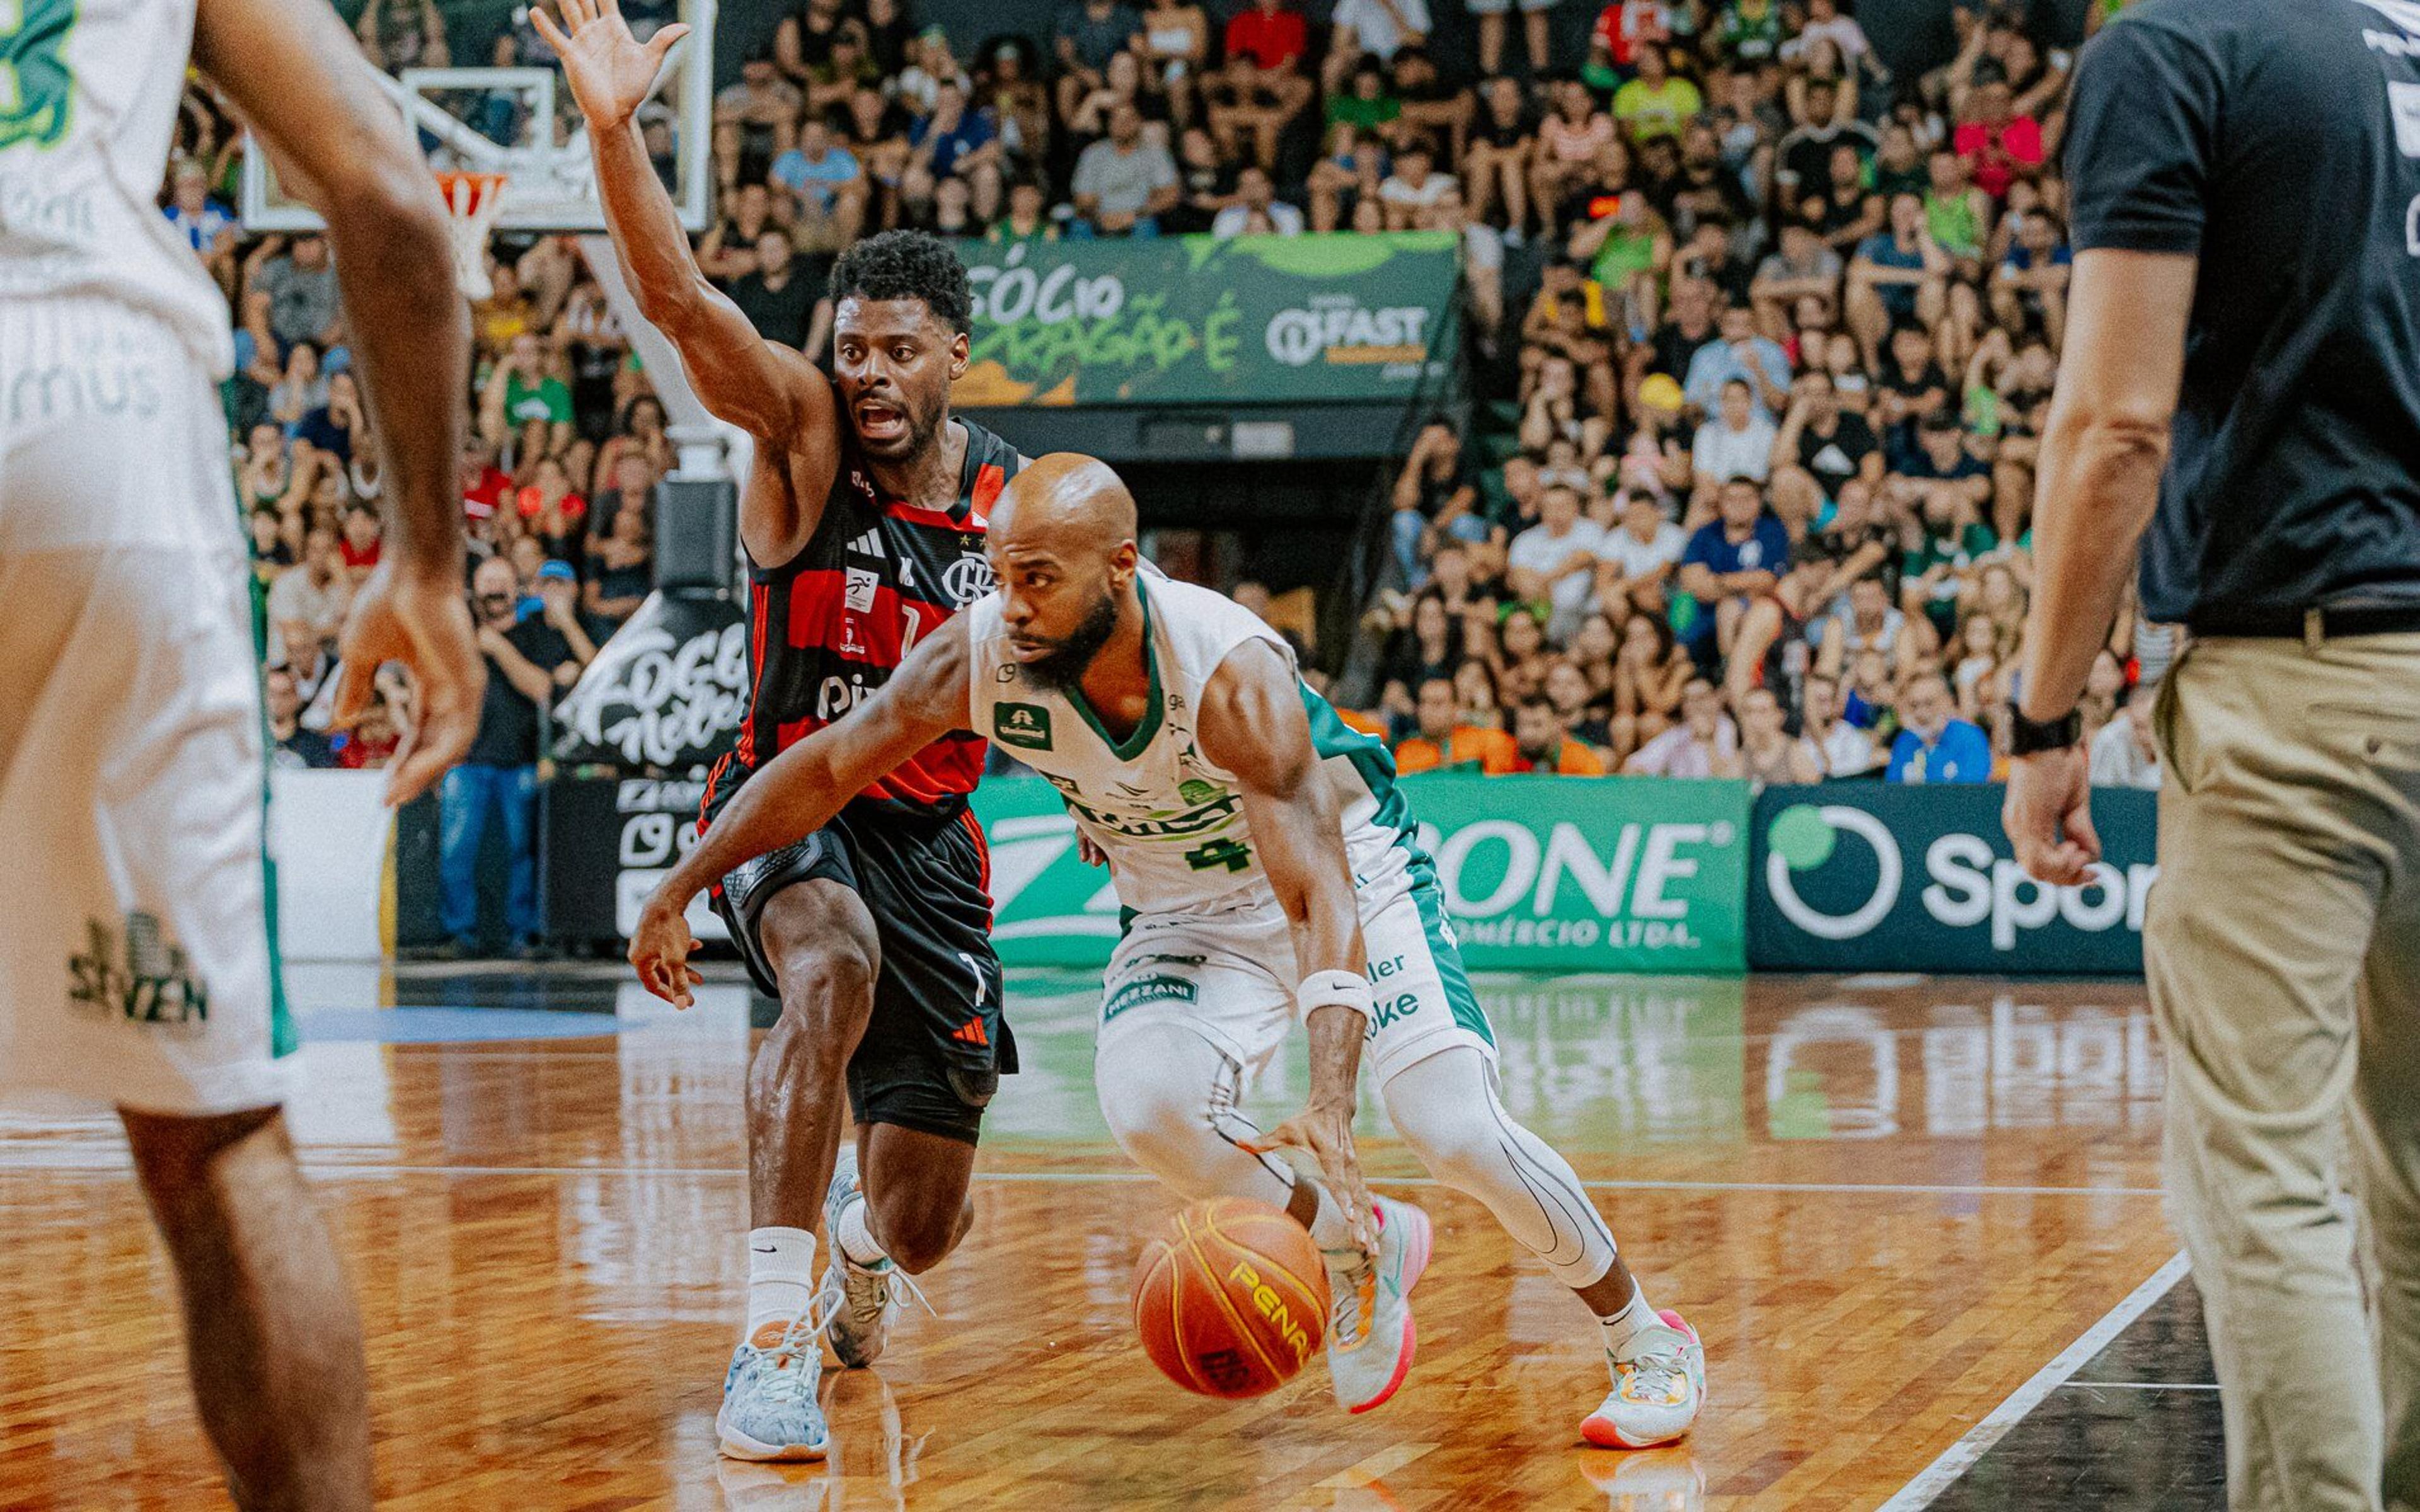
[991,452,1138,559]
[988,453,1143,694]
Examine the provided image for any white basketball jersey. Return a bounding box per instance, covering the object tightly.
[0,0,235,375]
[967,575,1414,919]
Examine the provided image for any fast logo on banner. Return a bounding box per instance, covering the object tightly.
[1748,784,2158,974]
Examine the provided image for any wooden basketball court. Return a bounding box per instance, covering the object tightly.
[0,964,2194,1509]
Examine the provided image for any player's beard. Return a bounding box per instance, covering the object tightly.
[1017,588,1122,697]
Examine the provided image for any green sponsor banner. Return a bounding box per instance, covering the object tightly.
[952,232,1460,408]
[973,773,1750,973]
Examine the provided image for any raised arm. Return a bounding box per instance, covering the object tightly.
[626,616,973,1005]
[538,0,840,469]
[195,0,483,804]
[1199,639,1377,1250]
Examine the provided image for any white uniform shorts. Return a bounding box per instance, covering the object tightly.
[0,295,293,1116]
[1097,861,1497,1092]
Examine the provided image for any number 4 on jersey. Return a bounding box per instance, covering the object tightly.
[1,0,76,149]
[1184,838,1252,873]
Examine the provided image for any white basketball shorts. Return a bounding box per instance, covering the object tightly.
[1097,857,1497,1093]
[0,295,294,1116]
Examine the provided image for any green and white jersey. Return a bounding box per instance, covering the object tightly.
[967,573,1414,920]
[1,0,236,375]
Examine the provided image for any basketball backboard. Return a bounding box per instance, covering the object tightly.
[239,0,715,234]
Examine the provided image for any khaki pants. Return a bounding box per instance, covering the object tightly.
[2148,633,2420,1512]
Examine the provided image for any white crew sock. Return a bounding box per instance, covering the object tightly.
[1304,1178,1364,1256]
[835,1197,888,1266]
[746,1226,819,1340]
[1596,1279,1656,1357]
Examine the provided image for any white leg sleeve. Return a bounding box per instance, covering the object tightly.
[1095,1022,1305,1213]
[1383,1046,1620,1292]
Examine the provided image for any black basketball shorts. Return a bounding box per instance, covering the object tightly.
[709,798,1014,1145]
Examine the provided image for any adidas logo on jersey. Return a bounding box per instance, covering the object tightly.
[848,529,885,558]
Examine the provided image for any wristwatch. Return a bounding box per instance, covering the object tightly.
[2006,701,2083,755]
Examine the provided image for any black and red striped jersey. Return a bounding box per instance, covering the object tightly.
[704,417,1020,826]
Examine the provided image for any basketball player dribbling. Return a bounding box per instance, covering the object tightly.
[0,0,482,1503]
[541,0,1025,1462]
[631,455,1709,1448]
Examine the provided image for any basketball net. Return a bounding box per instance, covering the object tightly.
[435,170,510,302]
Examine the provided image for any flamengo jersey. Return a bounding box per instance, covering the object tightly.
[0,0,236,377]
[965,573,1412,920]
[705,418,1019,822]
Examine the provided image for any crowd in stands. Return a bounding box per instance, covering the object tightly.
[158,0,2167,948]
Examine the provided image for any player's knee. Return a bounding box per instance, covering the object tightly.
[773,948,875,1034]
[870,1191,962,1274]
[1098,1065,1221,1190]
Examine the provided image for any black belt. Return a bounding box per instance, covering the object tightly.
[2192,604,2420,640]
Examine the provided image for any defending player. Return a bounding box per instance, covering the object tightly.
[540,0,1022,1462]
[631,455,1708,1446]
[0,0,482,1499]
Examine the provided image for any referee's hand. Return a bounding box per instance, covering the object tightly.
[2003,745,2100,887]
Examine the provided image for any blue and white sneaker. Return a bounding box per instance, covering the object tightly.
[821,1147,931,1368]
[1322,1195,1432,1414]
[718,1299,841,1462]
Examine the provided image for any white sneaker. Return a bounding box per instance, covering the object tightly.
[1322,1196,1432,1414]
[822,1147,925,1368]
[1581,1310,1705,1450]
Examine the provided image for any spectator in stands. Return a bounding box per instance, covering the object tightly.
[1611,43,1700,142]
[1206,0,1314,171]
[1071,103,1180,234]
[770,113,868,251]
[1886,670,1991,784]
[1691,379,1777,497]
[1679,477,1790,668]
[713,52,802,191]
[1507,697,1606,775]
[1506,483,1603,644]
[2090,680,2162,791]
[1395,676,1518,774]
[723,229,818,346]
[354,0,450,69]
[1736,684,1824,784]
[164,158,240,299]
[1466,0,1556,79]
[1684,302,1791,421]
[1054,0,1146,125]
[1800,671,1877,776]
[1769,369,1882,530]
[293,369,362,471]
[267,524,353,654]
[337,501,383,585]
[906,81,1006,225]
[1624,677,1738,776]
[242,232,343,386]
[1391,419,1481,586]
[265,668,335,770]
[440,558,580,958]
[1211,164,1303,236]
[585,498,655,636]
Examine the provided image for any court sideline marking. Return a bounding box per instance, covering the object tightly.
[1872,1249,2192,1512]
[0,1157,2167,1198]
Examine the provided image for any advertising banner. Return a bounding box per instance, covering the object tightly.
[1748,784,2158,975]
[551,592,748,772]
[976,773,1751,974]
[545,777,729,947]
[950,232,1460,408]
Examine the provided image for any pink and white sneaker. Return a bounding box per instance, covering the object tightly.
[1581,1309,1705,1449]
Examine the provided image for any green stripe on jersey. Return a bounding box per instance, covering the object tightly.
[1298,684,1411,842]
[1409,858,1494,1048]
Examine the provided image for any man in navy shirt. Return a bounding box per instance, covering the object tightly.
[2004,4,2420,1504]
[1678,476,1790,672]
[1884,672,1988,784]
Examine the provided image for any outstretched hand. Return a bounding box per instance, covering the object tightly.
[628,889,705,1008]
[331,564,483,807]
[532,0,691,130]
[1243,1102,1376,1259]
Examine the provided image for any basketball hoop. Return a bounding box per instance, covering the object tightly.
[435,170,510,301]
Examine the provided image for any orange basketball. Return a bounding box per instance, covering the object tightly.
[1132,1196,1330,1399]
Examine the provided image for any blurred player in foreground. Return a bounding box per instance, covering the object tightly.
[631,454,1707,1445]
[0,0,479,1500]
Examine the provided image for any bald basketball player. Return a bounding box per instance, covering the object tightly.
[631,455,1709,1446]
